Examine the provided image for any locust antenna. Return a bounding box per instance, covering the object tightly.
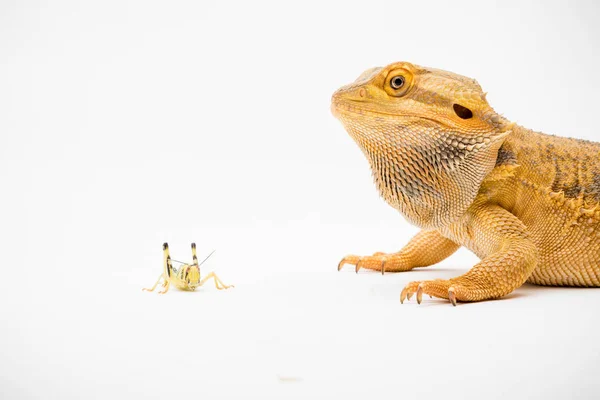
[198,250,216,266]
[171,250,215,266]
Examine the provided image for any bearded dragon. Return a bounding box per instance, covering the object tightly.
[331,62,600,305]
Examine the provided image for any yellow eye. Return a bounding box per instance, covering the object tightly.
[390,75,405,89]
[384,68,413,97]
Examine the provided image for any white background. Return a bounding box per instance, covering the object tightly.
[1,0,599,399]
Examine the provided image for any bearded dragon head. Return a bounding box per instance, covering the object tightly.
[331,61,513,229]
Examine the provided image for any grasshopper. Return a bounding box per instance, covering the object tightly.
[143,243,233,294]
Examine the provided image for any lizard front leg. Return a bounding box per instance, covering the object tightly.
[338,229,460,274]
[401,204,538,305]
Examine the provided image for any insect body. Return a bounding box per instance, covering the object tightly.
[143,243,233,294]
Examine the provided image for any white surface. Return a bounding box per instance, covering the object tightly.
[1,1,599,399]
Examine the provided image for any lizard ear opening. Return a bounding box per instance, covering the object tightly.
[453,104,473,119]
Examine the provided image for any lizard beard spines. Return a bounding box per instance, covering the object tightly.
[362,128,509,228]
[370,150,440,205]
[334,98,511,228]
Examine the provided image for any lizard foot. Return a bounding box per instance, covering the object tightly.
[337,252,410,275]
[400,279,459,306]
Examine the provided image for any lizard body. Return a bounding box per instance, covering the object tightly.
[331,62,600,304]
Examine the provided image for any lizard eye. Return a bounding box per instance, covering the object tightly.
[390,75,405,90]
[384,68,413,97]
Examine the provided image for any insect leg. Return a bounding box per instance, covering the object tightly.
[142,274,164,292]
[198,272,234,290]
[163,243,175,279]
[158,279,170,294]
[191,243,198,266]
[198,272,217,289]
[213,273,234,289]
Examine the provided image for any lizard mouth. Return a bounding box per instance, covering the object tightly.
[332,99,443,126]
[332,99,514,138]
[331,93,515,144]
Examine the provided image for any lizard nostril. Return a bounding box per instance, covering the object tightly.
[358,88,366,98]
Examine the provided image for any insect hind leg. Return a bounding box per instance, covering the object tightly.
[191,243,198,266]
[143,274,164,292]
[199,272,234,290]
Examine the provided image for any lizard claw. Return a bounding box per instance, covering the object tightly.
[355,257,363,273]
[400,287,408,304]
[337,255,359,271]
[416,284,423,304]
[400,281,421,304]
[448,287,457,306]
[401,280,460,306]
[337,252,409,273]
[400,288,415,303]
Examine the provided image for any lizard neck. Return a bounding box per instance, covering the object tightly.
[345,118,508,229]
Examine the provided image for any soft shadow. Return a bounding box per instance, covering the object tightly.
[499,291,527,300]
[356,266,468,275]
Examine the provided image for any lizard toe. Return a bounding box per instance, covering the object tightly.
[339,252,412,273]
[337,255,360,271]
[401,280,459,305]
[400,281,421,303]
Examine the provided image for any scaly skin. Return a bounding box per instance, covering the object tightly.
[331,62,600,305]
